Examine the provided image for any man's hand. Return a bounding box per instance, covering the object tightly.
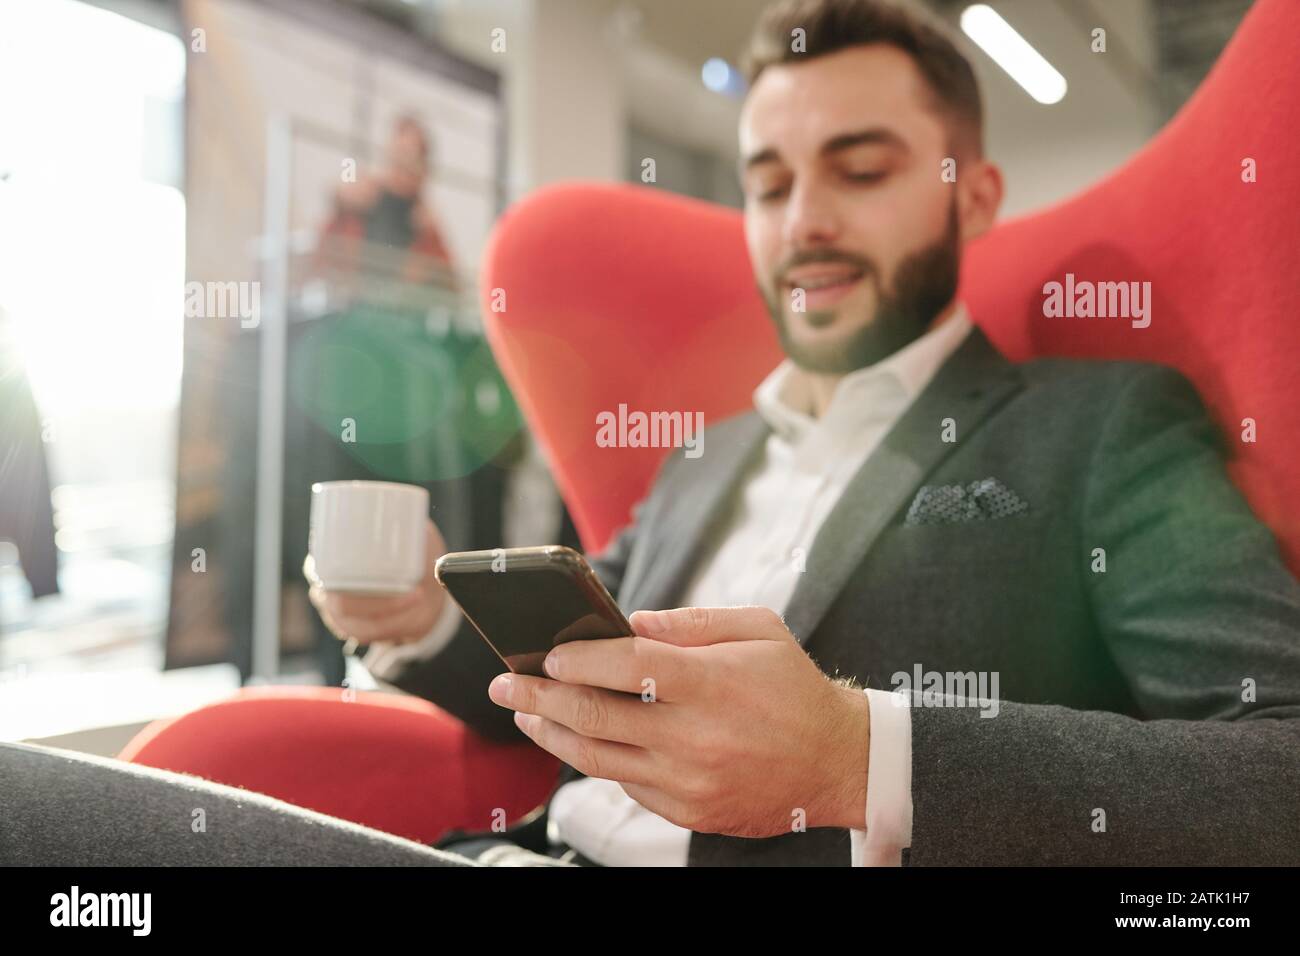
[486,605,871,838]
[305,519,450,646]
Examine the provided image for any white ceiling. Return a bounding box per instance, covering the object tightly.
[423,0,1247,214]
[616,0,1169,213]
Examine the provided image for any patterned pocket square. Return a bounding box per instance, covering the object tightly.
[904,478,1029,526]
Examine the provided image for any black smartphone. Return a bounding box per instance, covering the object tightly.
[434,546,634,676]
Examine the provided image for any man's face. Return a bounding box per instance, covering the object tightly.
[740,45,962,373]
[387,124,429,197]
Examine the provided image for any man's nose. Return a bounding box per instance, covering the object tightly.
[782,182,843,248]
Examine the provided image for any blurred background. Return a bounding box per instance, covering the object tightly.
[0,0,1252,751]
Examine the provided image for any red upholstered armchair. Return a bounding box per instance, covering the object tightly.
[121,0,1299,844]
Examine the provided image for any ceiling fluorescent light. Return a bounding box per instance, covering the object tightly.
[961,4,1067,105]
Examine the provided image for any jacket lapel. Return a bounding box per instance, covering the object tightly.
[781,326,1023,644]
[625,413,770,613]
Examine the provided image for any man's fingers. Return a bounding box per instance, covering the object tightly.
[491,673,660,746]
[542,636,695,700]
[512,713,655,786]
[315,592,436,644]
[629,605,793,647]
[325,588,425,618]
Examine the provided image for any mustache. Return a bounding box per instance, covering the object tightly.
[774,248,876,287]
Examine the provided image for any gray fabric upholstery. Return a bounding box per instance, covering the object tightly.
[0,741,473,866]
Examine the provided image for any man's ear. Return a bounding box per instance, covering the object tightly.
[956,158,1004,243]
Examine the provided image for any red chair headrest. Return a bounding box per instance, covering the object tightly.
[482,0,1300,575]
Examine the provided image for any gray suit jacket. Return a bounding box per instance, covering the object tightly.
[369,326,1300,865]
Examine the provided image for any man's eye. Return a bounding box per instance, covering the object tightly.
[756,183,789,201]
[842,167,894,183]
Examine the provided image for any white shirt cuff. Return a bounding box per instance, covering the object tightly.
[849,688,913,866]
[363,593,463,677]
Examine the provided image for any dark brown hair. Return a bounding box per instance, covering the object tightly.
[743,0,984,155]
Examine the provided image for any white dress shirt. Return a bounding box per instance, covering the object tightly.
[369,307,974,866]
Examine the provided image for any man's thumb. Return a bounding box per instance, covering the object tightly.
[630,606,789,646]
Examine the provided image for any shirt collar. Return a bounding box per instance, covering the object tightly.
[753,304,974,441]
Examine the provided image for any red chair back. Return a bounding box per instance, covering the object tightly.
[482,0,1300,575]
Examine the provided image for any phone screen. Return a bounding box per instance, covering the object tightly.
[436,548,633,676]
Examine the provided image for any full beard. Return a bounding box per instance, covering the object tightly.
[763,200,961,375]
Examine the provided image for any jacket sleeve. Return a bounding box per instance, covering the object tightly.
[907,365,1300,864]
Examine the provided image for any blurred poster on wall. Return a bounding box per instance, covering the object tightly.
[167,0,514,678]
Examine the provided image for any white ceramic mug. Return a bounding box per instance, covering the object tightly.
[308,481,428,593]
